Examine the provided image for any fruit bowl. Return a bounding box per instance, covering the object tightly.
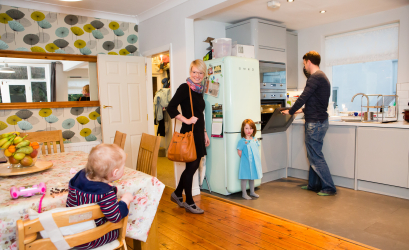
[0,132,40,168]
[6,154,38,168]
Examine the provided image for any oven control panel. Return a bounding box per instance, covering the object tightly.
[260,82,286,90]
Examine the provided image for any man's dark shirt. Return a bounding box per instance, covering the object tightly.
[289,70,330,122]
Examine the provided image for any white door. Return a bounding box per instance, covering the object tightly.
[98,55,147,170]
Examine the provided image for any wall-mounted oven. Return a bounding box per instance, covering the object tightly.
[259,61,287,133]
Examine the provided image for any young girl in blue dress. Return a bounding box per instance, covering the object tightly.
[237,119,263,200]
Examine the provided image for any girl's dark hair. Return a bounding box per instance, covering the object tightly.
[241,119,257,138]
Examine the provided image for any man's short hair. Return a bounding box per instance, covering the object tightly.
[303,51,321,66]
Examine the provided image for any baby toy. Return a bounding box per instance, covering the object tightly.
[10,183,46,199]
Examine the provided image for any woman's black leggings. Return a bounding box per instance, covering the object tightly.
[174,157,201,205]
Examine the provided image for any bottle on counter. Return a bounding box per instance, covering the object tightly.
[334,105,339,116]
[287,93,291,107]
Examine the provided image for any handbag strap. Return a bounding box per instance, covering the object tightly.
[173,86,194,132]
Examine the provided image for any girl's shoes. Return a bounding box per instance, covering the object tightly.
[170,192,185,208]
[183,203,204,214]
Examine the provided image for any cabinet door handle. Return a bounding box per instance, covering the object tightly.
[103,105,112,109]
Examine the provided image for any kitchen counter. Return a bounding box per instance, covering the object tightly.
[289,116,409,200]
[292,116,409,128]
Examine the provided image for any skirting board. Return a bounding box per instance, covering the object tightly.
[261,168,287,184]
[287,168,354,189]
[358,180,409,200]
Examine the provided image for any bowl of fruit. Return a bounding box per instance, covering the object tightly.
[0,132,40,168]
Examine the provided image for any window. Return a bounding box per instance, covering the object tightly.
[325,23,399,111]
[0,64,50,103]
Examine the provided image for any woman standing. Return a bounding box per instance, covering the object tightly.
[167,59,210,214]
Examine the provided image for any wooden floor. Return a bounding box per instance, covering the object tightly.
[156,187,378,250]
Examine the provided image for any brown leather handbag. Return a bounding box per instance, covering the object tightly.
[167,87,197,162]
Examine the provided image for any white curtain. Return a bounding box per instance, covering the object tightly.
[325,23,399,66]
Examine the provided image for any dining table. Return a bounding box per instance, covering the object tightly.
[0,151,165,250]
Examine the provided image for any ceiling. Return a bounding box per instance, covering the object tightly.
[198,0,409,30]
[12,0,170,17]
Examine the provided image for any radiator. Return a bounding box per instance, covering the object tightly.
[38,141,102,155]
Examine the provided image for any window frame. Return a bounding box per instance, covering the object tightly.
[0,63,51,103]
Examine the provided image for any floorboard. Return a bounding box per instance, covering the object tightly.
[158,186,378,250]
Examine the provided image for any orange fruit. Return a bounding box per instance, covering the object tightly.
[4,149,12,157]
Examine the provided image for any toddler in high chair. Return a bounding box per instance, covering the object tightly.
[66,143,134,249]
[237,119,263,200]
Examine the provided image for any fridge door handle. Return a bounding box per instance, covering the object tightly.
[257,137,263,141]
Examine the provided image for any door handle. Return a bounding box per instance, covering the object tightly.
[103,105,112,109]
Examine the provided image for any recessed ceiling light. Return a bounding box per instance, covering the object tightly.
[320,10,326,14]
[287,0,294,2]
[59,0,83,2]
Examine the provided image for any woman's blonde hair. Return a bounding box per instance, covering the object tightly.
[85,143,126,181]
[83,85,90,94]
[190,59,207,78]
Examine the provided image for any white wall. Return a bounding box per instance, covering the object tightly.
[194,20,230,59]
[297,5,409,117]
[139,0,245,195]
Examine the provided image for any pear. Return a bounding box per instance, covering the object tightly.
[14,152,26,161]
[21,156,33,167]
[8,155,20,164]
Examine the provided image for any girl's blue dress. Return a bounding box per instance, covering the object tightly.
[237,137,263,180]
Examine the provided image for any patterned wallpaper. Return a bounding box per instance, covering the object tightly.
[0,106,101,143]
[0,4,139,55]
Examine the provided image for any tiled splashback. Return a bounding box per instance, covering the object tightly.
[0,106,101,143]
[0,4,139,56]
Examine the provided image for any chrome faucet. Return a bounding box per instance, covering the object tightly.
[351,93,370,113]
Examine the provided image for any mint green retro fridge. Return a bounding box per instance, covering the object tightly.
[202,56,262,195]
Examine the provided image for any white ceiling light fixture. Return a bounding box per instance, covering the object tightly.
[267,1,281,8]
[0,63,15,73]
[320,10,326,14]
[287,0,294,2]
[59,0,83,2]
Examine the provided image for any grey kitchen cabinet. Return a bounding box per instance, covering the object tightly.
[226,18,286,63]
[258,21,286,51]
[261,131,288,173]
[357,127,409,188]
[286,31,298,89]
[291,123,356,179]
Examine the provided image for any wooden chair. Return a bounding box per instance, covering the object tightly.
[126,133,161,250]
[22,130,64,155]
[114,131,127,150]
[17,204,129,250]
[136,133,161,177]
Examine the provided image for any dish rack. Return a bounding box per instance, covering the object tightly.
[352,93,399,123]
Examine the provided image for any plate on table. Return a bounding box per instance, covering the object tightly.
[0,161,53,177]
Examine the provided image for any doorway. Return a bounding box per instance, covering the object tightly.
[151,51,175,188]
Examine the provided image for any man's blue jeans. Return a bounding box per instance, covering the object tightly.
[304,119,336,194]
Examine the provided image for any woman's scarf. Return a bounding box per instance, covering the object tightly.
[186,77,203,94]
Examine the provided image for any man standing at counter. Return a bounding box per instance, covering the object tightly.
[282,51,336,196]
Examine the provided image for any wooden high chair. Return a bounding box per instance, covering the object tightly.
[17,204,129,250]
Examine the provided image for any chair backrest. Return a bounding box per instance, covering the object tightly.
[22,130,64,155]
[113,131,127,150]
[17,204,129,250]
[136,133,161,176]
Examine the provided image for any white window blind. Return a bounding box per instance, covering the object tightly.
[325,23,399,66]
[67,78,89,94]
